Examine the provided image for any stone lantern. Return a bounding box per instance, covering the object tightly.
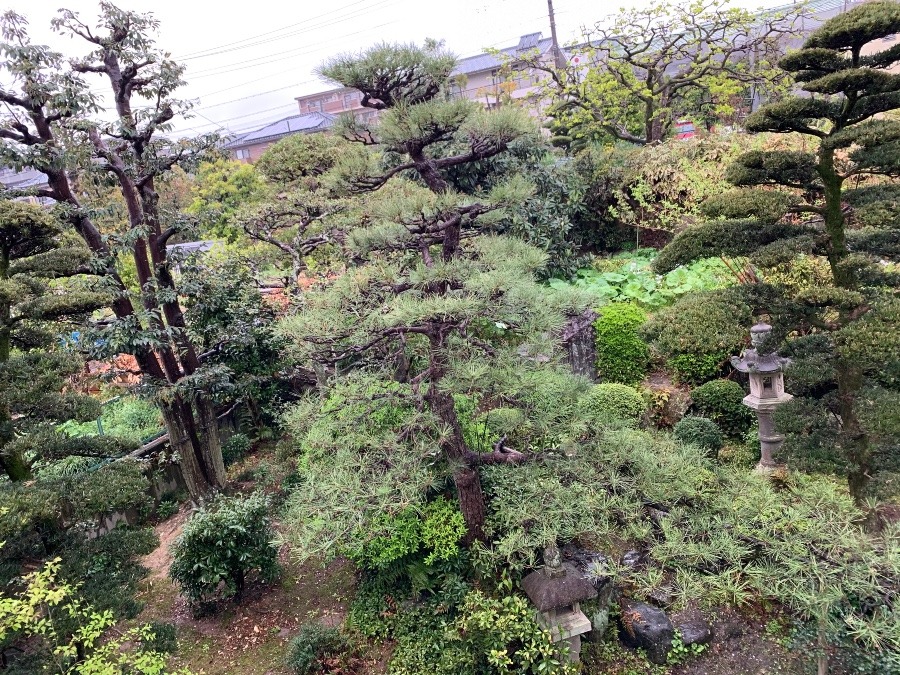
[522,545,597,663]
[730,323,792,472]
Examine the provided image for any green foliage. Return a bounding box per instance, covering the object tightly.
[58,396,162,446]
[579,383,646,427]
[142,622,178,655]
[187,158,266,242]
[551,252,733,308]
[319,40,456,107]
[593,302,649,384]
[642,288,751,384]
[690,379,753,439]
[537,2,799,145]
[285,623,348,675]
[58,526,159,620]
[0,558,194,675]
[169,492,279,610]
[346,497,466,570]
[483,429,900,667]
[222,433,252,466]
[154,499,179,521]
[673,416,724,455]
[652,0,900,500]
[256,133,348,186]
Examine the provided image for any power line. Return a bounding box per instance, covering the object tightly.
[176,0,387,60]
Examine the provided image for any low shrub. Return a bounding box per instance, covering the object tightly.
[673,417,724,455]
[222,432,252,466]
[286,623,347,675]
[580,383,645,427]
[169,492,279,611]
[59,526,159,619]
[642,289,751,385]
[594,303,649,385]
[346,497,466,571]
[141,621,178,654]
[690,379,753,439]
[155,499,179,521]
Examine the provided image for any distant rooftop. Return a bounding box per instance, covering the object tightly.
[453,33,554,76]
[223,111,336,149]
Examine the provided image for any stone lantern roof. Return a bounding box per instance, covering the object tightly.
[730,323,791,374]
[522,562,597,612]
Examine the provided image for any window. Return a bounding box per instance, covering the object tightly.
[343,93,354,110]
[234,148,249,160]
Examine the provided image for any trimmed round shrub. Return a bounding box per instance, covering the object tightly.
[286,623,347,675]
[580,383,645,426]
[222,432,252,466]
[690,379,754,439]
[169,493,279,612]
[641,289,751,385]
[673,417,724,455]
[594,302,649,384]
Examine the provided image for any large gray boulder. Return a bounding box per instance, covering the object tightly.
[618,599,674,665]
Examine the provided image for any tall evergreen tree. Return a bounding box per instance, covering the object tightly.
[654,0,900,502]
[0,6,226,497]
[0,200,126,480]
[279,42,581,544]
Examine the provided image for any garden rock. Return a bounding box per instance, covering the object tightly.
[618,599,674,665]
[675,610,713,646]
[621,550,642,568]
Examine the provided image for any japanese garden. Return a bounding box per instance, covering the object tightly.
[0,1,899,673]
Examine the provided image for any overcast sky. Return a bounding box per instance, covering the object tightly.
[3,0,793,139]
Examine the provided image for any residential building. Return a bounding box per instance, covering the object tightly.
[295,86,378,122]
[451,33,555,110]
[223,111,335,163]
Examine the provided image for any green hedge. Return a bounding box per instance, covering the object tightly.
[580,383,645,427]
[594,302,649,384]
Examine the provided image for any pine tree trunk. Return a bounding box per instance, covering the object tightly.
[425,331,488,544]
[837,361,870,505]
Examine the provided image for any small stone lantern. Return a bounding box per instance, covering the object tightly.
[522,545,597,662]
[730,323,792,472]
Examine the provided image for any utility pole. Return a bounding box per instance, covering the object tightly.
[547,0,567,69]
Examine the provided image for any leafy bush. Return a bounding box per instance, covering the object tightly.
[60,526,159,619]
[579,383,645,427]
[142,621,178,654]
[286,623,347,675]
[593,302,649,384]
[642,288,751,384]
[155,499,179,521]
[690,379,753,439]
[673,417,724,455]
[346,497,466,571]
[222,432,252,466]
[169,492,279,610]
[549,252,733,308]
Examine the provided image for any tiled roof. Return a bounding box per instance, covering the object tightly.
[453,35,554,76]
[223,112,336,149]
[0,167,48,190]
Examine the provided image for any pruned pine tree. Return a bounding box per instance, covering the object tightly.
[654,0,900,502]
[0,6,226,498]
[521,0,805,145]
[0,200,128,481]
[279,42,583,544]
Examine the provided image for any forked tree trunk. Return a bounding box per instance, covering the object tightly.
[196,396,226,489]
[160,400,211,499]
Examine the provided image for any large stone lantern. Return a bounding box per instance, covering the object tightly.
[730,323,792,471]
[522,545,597,663]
